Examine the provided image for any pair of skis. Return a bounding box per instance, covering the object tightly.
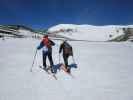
[60,64,74,78]
[39,64,74,80]
[39,66,57,80]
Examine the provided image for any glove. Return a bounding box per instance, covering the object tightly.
[37,46,40,50]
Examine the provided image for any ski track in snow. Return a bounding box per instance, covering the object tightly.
[0,38,133,100]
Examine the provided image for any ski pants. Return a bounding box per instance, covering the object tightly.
[42,51,54,68]
[63,54,69,68]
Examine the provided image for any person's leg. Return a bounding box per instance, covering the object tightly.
[63,54,69,69]
[63,54,70,72]
[48,52,54,66]
[48,52,54,73]
[42,52,47,69]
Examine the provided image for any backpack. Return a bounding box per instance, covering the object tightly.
[64,42,73,56]
[43,37,51,48]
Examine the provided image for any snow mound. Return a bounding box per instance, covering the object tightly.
[48,24,133,41]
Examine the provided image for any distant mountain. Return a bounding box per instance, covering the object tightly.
[48,24,133,42]
[0,25,35,38]
[1,24,133,42]
[0,25,34,31]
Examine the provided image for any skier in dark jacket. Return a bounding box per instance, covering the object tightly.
[37,35,55,73]
[59,40,73,72]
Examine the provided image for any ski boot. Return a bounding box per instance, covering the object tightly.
[49,66,55,73]
[66,67,70,73]
[43,66,48,71]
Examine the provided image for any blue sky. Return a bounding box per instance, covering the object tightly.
[0,0,133,29]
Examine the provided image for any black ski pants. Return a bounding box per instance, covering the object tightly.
[42,51,54,68]
[63,54,69,68]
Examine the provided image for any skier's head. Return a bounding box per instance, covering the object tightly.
[63,39,67,42]
[61,39,67,44]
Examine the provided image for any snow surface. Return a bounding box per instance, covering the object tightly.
[48,24,133,41]
[0,38,133,100]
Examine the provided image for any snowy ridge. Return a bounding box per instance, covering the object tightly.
[0,25,35,38]
[18,28,34,37]
[48,24,133,41]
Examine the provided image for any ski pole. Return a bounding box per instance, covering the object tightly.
[59,53,61,64]
[72,56,76,64]
[30,49,37,72]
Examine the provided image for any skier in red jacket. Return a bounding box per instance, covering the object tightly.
[37,35,55,73]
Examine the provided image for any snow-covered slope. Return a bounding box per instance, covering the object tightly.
[48,24,133,41]
[0,38,133,100]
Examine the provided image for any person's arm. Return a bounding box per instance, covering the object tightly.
[37,41,44,50]
[49,40,55,46]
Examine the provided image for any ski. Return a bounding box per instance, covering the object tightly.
[60,64,74,78]
[39,66,57,80]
